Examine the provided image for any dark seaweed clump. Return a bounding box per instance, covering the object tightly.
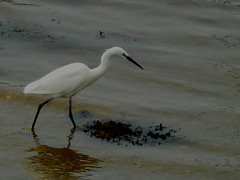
[83,120,176,146]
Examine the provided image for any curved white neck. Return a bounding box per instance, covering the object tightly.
[90,51,112,82]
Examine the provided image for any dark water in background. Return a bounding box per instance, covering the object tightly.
[0,0,240,179]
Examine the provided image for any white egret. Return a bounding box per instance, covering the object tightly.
[24,47,143,131]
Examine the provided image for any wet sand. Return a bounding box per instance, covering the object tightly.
[0,0,240,179]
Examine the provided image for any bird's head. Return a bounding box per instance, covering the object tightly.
[106,47,144,70]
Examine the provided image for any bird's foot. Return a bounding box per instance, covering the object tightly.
[30,126,38,139]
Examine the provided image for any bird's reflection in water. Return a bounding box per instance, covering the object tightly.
[25,130,101,180]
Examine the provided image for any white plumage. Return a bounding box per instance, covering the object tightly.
[24,47,143,131]
[24,63,92,98]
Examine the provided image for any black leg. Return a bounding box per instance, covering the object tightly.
[69,98,77,128]
[31,98,53,131]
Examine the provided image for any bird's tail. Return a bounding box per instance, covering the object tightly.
[24,80,40,94]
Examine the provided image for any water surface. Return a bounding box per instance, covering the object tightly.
[0,0,240,179]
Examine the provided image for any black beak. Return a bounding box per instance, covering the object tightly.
[123,53,144,70]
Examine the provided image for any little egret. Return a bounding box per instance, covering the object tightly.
[24,47,143,131]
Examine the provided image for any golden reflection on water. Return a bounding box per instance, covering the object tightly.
[24,135,101,180]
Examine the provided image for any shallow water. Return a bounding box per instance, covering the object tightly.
[0,0,240,179]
